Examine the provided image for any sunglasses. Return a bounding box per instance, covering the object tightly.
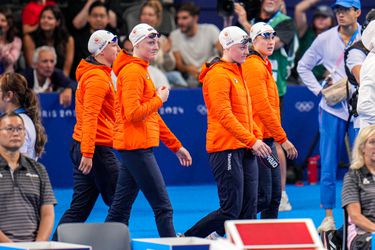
[147,33,161,39]
[257,32,277,40]
[334,6,354,14]
[110,36,118,43]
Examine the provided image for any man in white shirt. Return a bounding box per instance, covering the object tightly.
[297,0,361,233]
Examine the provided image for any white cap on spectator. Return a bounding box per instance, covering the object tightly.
[362,20,375,52]
[250,22,275,41]
[129,23,159,46]
[219,26,250,50]
[88,30,117,56]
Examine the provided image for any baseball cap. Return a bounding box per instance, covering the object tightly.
[332,0,361,10]
[314,5,334,18]
[249,22,275,41]
[219,26,250,49]
[129,23,160,46]
[88,30,118,56]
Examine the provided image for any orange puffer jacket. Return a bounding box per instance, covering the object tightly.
[112,50,182,152]
[243,52,287,144]
[73,57,116,157]
[200,58,262,153]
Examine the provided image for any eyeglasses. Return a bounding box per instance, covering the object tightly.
[258,32,277,40]
[334,6,353,14]
[0,126,25,134]
[147,33,161,39]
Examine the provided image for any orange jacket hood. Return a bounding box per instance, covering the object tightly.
[76,56,112,82]
[199,57,242,84]
[73,56,116,157]
[112,50,149,76]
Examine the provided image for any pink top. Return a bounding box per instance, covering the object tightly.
[0,37,22,73]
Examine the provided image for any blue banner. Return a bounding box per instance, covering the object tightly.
[39,86,320,188]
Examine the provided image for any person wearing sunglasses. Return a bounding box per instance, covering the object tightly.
[298,0,361,233]
[243,22,298,220]
[105,23,192,237]
[53,30,121,239]
[234,0,298,213]
[183,26,271,240]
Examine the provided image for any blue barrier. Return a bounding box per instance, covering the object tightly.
[39,86,320,188]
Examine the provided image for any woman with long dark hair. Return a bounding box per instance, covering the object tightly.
[0,72,47,160]
[23,5,74,77]
[0,7,22,74]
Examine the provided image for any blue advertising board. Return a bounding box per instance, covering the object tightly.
[39,86,320,188]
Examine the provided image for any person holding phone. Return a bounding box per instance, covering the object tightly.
[243,22,298,219]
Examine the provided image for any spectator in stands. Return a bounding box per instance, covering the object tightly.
[0,7,22,74]
[22,46,75,107]
[342,124,375,249]
[139,0,187,87]
[357,19,375,128]
[235,0,298,212]
[23,5,74,77]
[0,73,47,160]
[297,0,361,233]
[170,2,221,87]
[294,2,335,81]
[345,10,375,131]
[53,30,121,240]
[184,26,271,240]
[244,22,298,219]
[70,0,117,32]
[106,23,192,237]
[72,1,113,80]
[22,0,56,34]
[0,112,56,242]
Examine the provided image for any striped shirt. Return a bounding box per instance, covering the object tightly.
[0,155,56,242]
[342,167,375,223]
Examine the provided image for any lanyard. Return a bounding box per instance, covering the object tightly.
[334,28,360,69]
[250,11,281,25]
[266,11,281,26]
[345,28,359,49]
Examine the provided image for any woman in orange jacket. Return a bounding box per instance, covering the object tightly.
[105,23,192,237]
[243,22,298,219]
[53,30,121,240]
[184,26,271,239]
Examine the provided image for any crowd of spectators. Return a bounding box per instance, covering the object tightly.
[0,0,370,94]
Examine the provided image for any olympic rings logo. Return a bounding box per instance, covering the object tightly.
[196,105,207,115]
[294,101,315,112]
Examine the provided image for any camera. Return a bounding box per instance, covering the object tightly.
[217,0,262,20]
[217,0,235,17]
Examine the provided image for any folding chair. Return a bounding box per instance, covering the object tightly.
[57,222,130,250]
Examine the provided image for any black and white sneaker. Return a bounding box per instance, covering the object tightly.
[320,230,342,250]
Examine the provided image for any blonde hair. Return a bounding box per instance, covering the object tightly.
[139,0,163,27]
[350,124,375,169]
